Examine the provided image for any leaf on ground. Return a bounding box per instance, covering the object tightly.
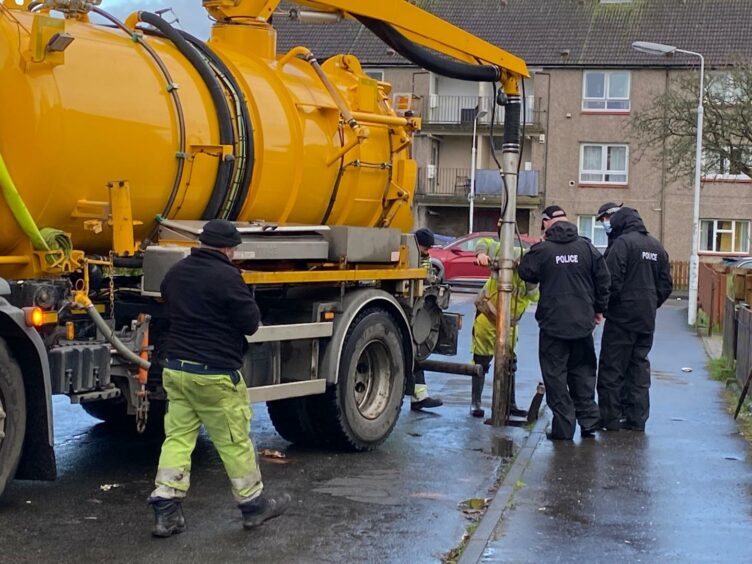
[459,497,489,510]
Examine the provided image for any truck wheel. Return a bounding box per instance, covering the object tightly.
[0,338,26,497]
[267,397,316,445]
[316,309,406,451]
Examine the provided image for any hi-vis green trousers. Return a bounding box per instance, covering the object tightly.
[150,366,263,504]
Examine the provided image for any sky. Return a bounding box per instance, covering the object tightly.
[99,0,211,38]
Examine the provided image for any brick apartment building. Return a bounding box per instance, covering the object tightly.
[277,0,752,261]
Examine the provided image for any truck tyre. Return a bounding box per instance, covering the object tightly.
[315,308,406,451]
[0,338,26,497]
[267,397,317,445]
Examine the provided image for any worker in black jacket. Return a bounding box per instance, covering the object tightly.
[596,207,672,432]
[518,206,611,440]
[149,219,289,537]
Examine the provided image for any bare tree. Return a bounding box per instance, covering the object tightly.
[630,62,752,179]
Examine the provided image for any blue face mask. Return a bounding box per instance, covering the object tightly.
[603,220,612,234]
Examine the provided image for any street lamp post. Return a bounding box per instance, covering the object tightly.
[469,107,488,234]
[632,41,705,326]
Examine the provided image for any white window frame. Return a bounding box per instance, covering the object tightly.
[700,219,750,254]
[364,69,384,81]
[577,215,608,252]
[579,144,629,185]
[582,70,631,112]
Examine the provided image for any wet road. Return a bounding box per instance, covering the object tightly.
[0,294,526,564]
[481,302,752,563]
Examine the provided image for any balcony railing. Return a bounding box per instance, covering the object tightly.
[416,167,539,198]
[422,95,540,126]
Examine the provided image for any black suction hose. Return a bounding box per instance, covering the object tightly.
[356,16,500,82]
[177,30,255,221]
[139,12,235,220]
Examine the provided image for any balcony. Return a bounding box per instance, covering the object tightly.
[415,167,540,203]
[418,95,543,131]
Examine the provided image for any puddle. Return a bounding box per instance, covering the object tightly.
[491,436,516,458]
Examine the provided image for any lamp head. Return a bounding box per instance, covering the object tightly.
[632,41,677,56]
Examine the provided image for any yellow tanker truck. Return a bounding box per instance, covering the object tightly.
[0,0,528,497]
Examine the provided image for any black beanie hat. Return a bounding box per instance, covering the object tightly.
[414,227,435,248]
[199,219,243,248]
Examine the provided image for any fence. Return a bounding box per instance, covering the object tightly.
[723,297,738,361]
[736,306,752,387]
[670,261,689,290]
[697,263,728,335]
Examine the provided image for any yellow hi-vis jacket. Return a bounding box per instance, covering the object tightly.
[471,238,539,356]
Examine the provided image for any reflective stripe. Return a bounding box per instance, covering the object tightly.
[412,384,428,402]
[150,485,187,500]
[151,467,191,500]
[230,471,263,502]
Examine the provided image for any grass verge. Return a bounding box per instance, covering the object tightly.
[708,357,752,445]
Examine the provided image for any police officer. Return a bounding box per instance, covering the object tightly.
[148,219,290,537]
[410,227,443,410]
[595,201,623,255]
[518,206,611,440]
[595,206,673,432]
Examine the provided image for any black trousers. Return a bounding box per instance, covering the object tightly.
[597,320,653,430]
[539,332,600,439]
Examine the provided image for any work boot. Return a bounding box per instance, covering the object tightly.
[411,397,443,411]
[470,402,485,418]
[510,405,528,418]
[239,493,291,530]
[149,498,186,538]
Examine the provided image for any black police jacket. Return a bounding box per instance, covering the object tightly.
[604,208,673,333]
[518,221,611,340]
[161,247,260,371]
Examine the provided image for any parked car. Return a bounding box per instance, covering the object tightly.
[428,231,537,285]
[432,233,457,247]
[723,256,752,269]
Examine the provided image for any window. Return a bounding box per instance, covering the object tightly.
[577,215,608,252]
[582,71,631,111]
[708,72,742,104]
[364,70,384,81]
[700,219,750,254]
[580,144,629,184]
[703,146,752,180]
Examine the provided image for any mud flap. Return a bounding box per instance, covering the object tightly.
[434,312,461,356]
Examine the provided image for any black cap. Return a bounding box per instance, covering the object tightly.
[414,227,435,248]
[596,202,622,221]
[199,219,243,248]
[541,205,566,229]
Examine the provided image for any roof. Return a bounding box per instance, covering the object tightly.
[275,0,752,68]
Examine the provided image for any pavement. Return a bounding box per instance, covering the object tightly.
[464,300,752,563]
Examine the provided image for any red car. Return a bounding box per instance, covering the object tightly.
[428,231,536,285]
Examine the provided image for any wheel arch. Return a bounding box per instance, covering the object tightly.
[321,289,414,386]
[0,298,56,481]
